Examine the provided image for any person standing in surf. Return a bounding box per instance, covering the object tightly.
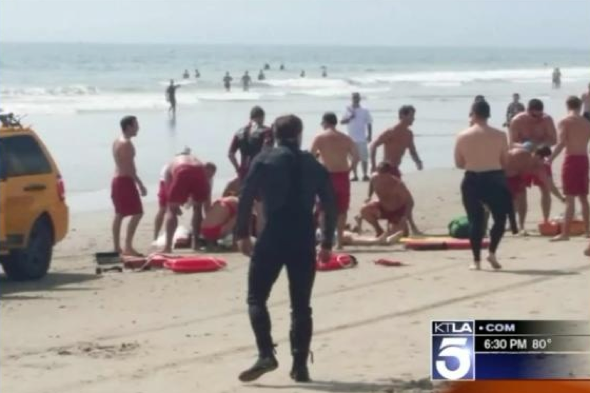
[223,72,233,92]
[166,80,181,117]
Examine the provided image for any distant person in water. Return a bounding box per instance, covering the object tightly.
[581,83,590,121]
[552,68,562,89]
[300,70,306,78]
[264,63,270,71]
[321,66,327,78]
[258,70,266,81]
[504,93,525,127]
[166,80,181,117]
[242,71,252,91]
[223,72,233,92]
[280,63,285,71]
[195,69,201,79]
[183,69,190,79]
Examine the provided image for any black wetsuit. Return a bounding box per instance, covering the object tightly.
[235,142,336,361]
[461,170,517,262]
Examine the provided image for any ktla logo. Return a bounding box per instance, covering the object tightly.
[432,321,475,381]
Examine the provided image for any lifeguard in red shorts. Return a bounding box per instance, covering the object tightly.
[360,161,420,237]
[510,99,558,222]
[550,96,590,242]
[505,143,564,235]
[161,154,215,253]
[310,112,359,249]
[111,115,147,256]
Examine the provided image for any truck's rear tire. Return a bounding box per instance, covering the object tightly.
[1,218,53,281]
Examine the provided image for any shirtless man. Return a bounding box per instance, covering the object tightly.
[581,83,590,122]
[154,148,191,240]
[505,143,564,234]
[201,196,239,247]
[161,155,214,253]
[550,96,590,241]
[222,177,241,197]
[310,112,359,249]
[111,116,147,256]
[370,105,423,178]
[360,161,418,237]
[455,100,517,270]
[509,99,558,223]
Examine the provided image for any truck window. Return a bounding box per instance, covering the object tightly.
[0,135,52,177]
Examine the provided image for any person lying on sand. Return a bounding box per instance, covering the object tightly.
[201,196,239,249]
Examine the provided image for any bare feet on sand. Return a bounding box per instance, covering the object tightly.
[550,234,570,242]
[518,230,529,237]
[123,248,144,257]
[469,262,481,271]
[584,247,590,257]
[487,254,502,270]
[386,231,404,245]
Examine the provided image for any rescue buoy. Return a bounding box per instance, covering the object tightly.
[374,259,404,267]
[538,221,560,236]
[316,253,358,271]
[164,256,227,273]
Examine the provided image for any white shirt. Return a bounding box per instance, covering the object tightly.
[159,165,169,181]
[343,106,372,142]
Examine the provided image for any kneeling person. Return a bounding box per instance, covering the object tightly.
[361,161,418,236]
[162,155,215,252]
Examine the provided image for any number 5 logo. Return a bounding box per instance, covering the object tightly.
[435,338,472,380]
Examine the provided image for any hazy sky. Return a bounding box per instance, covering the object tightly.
[2,0,589,47]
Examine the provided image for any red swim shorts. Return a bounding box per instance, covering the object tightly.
[157,180,167,208]
[523,162,552,188]
[370,202,406,224]
[562,155,589,196]
[167,165,211,205]
[111,176,143,217]
[330,171,351,214]
[506,175,526,198]
[201,225,223,241]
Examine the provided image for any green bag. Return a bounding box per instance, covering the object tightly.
[448,216,470,239]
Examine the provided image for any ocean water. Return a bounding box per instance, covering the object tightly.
[1,43,589,212]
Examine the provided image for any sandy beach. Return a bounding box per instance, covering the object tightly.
[2,166,589,393]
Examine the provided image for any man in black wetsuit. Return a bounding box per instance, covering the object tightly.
[235,115,337,383]
[228,106,274,180]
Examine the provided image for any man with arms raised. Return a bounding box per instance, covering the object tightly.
[550,96,590,241]
[161,154,215,253]
[509,99,557,223]
[111,116,147,256]
[341,92,373,181]
[311,112,359,249]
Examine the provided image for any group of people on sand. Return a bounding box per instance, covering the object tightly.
[456,83,590,270]
[109,83,590,383]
